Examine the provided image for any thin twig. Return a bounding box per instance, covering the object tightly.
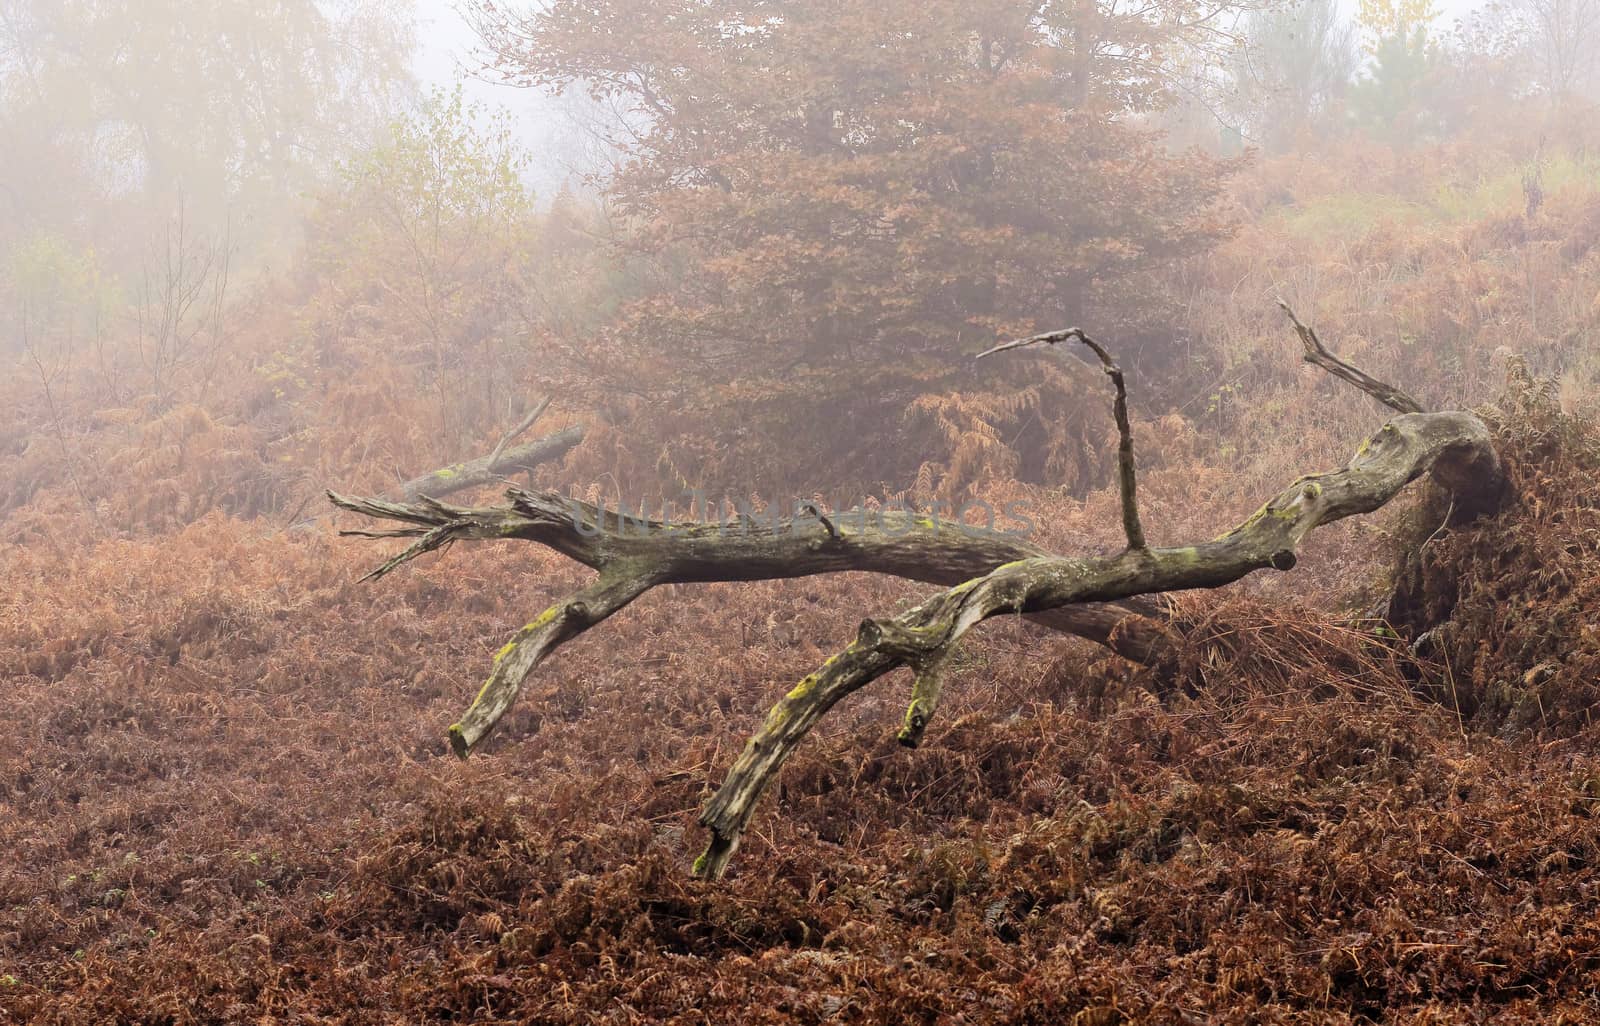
[978,328,1147,551]
[798,501,839,540]
[487,394,553,470]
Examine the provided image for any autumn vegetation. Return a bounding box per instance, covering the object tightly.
[6,0,1600,1021]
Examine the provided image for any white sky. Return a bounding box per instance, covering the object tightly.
[411,0,602,200]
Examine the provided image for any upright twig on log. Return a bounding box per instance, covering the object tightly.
[978,327,1147,552]
[798,501,840,541]
[1277,301,1425,414]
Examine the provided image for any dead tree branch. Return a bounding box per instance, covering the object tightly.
[396,419,584,502]
[485,395,554,470]
[693,412,1503,876]
[328,486,1177,754]
[691,312,1504,878]
[978,327,1146,551]
[1278,301,1425,414]
[330,308,1506,880]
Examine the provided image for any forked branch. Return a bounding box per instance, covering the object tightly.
[978,328,1146,551]
[486,395,554,470]
[692,313,1504,877]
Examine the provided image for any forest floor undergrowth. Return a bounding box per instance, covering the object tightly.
[6,418,1600,1024]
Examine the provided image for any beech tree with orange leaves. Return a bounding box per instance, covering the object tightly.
[467,0,1248,488]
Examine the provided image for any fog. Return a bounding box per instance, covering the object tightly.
[5,0,1600,1019]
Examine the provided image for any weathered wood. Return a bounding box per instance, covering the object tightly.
[331,306,1509,881]
[328,486,1179,753]
[1278,301,1426,415]
[693,408,1506,877]
[396,423,585,501]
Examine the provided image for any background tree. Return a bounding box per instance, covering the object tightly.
[1511,0,1600,101]
[0,0,416,274]
[305,86,536,451]
[1355,0,1437,51]
[1227,0,1358,152]
[468,0,1245,497]
[1348,0,1444,141]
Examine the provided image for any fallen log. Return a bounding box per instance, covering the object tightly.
[330,308,1507,878]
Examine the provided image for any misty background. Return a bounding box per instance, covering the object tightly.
[4,0,1598,522]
